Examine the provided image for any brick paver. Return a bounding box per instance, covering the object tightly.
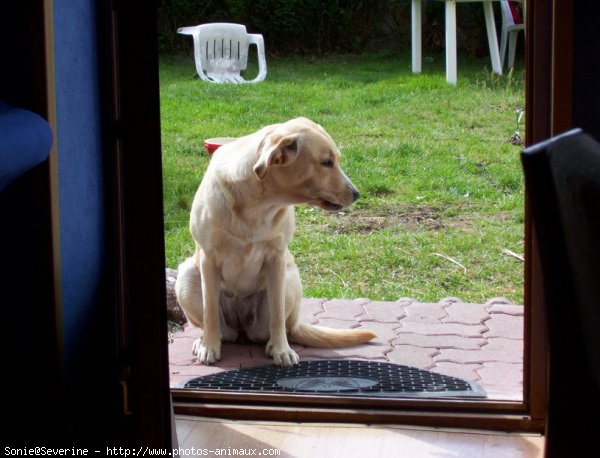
[169,297,524,400]
[443,301,490,325]
[391,333,486,350]
[319,298,371,320]
[298,298,326,324]
[359,300,408,323]
[484,313,524,340]
[403,301,447,323]
[386,345,438,369]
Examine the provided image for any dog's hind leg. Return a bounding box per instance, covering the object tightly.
[175,256,204,328]
[284,262,303,331]
[176,256,239,346]
[196,250,223,364]
[175,256,210,359]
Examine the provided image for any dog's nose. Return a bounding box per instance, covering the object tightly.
[342,170,359,202]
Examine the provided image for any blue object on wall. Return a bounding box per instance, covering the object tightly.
[0,100,53,191]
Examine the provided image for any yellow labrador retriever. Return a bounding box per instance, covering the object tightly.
[175,117,376,366]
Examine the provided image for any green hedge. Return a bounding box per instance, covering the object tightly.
[159,0,491,56]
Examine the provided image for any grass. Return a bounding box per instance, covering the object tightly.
[160,52,525,304]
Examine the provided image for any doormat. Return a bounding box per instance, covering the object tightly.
[183,359,486,398]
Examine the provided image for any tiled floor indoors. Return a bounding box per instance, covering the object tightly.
[169,297,523,401]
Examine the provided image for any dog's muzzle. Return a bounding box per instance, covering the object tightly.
[344,172,360,203]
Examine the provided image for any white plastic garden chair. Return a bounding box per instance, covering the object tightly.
[499,1,525,71]
[177,23,267,83]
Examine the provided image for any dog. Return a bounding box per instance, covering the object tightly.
[175,117,376,367]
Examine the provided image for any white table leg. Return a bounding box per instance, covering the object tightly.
[412,0,422,74]
[445,0,457,85]
[483,0,503,75]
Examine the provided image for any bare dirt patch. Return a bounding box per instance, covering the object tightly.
[327,206,447,234]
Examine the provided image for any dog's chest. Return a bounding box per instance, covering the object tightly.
[219,239,275,293]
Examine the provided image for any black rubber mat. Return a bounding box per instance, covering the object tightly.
[183,359,486,398]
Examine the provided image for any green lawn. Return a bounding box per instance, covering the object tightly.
[160,53,525,304]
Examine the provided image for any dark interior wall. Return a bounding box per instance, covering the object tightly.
[1,0,120,443]
[573,2,600,140]
[0,3,48,114]
[0,1,62,442]
[52,0,121,442]
[1,0,170,445]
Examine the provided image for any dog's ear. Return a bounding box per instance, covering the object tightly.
[253,134,299,180]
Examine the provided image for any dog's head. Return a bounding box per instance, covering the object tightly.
[253,117,359,211]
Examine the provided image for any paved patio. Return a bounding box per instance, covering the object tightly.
[169,297,523,401]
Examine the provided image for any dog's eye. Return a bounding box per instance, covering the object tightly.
[321,160,334,169]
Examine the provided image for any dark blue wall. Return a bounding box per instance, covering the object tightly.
[52,1,122,441]
[53,0,108,368]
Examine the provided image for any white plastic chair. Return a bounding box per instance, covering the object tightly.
[177,23,267,83]
[499,1,525,71]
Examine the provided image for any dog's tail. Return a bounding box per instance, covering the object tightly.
[289,323,376,348]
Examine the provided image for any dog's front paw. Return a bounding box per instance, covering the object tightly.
[192,338,221,365]
[265,341,299,367]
